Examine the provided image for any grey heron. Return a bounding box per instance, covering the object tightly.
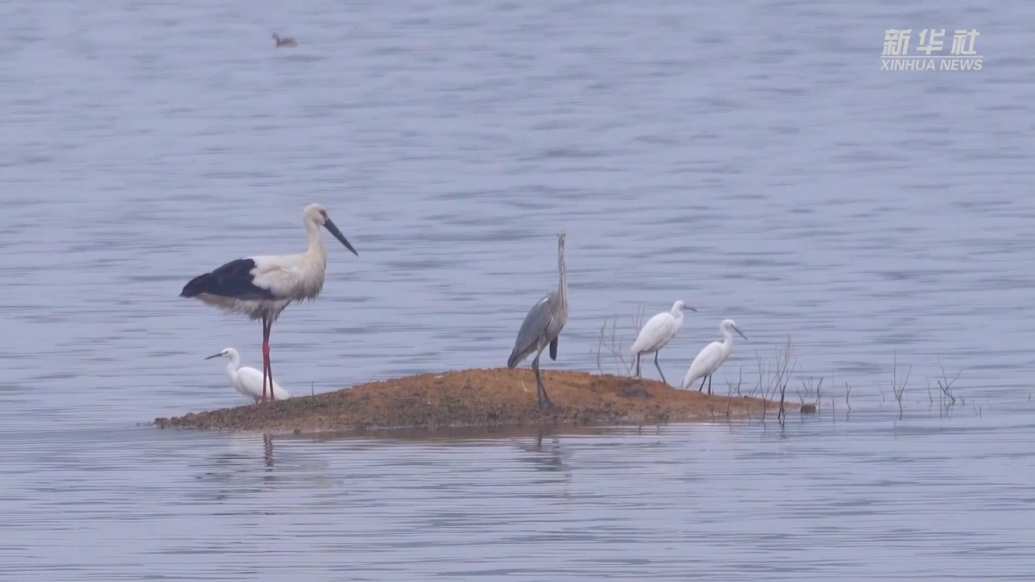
[180,203,358,403]
[681,319,748,394]
[507,232,568,411]
[630,300,696,384]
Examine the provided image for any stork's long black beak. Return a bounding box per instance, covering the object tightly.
[204,353,222,360]
[324,218,358,256]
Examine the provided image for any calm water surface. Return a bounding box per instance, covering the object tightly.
[1,0,1034,579]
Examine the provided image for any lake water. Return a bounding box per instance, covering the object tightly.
[1,0,1034,579]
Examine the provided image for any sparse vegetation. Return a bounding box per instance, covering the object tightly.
[887,352,912,420]
[755,337,796,426]
[590,304,646,376]
[798,376,823,416]
[925,355,963,417]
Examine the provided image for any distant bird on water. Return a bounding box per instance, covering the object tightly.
[507,232,568,411]
[681,319,748,394]
[206,347,291,404]
[272,33,297,47]
[180,203,358,403]
[630,300,696,384]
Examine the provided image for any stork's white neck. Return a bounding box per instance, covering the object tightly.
[305,219,328,267]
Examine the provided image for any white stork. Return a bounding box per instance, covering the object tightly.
[181,203,358,403]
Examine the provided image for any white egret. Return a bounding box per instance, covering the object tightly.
[681,319,748,394]
[181,203,358,403]
[205,348,291,404]
[630,300,696,384]
[507,233,568,411]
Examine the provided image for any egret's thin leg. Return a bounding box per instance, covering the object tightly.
[698,375,707,392]
[635,354,641,378]
[707,375,713,395]
[653,351,666,385]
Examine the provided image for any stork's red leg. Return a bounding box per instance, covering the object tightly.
[260,317,271,403]
[266,321,276,402]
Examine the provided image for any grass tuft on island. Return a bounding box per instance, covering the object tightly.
[153,368,781,434]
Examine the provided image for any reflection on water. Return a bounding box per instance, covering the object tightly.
[22,416,1028,580]
[3,410,1035,579]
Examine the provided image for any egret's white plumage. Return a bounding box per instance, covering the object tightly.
[630,300,696,384]
[206,348,291,403]
[181,203,358,404]
[681,319,748,394]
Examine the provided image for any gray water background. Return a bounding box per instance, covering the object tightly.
[1,0,1034,579]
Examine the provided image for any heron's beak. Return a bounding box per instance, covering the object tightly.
[684,306,698,312]
[204,353,222,360]
[733,326,748,341]
[324,218,359,257]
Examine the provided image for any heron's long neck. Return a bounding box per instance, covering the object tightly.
[721,328,733,347]
[557,243,567,307]
[226,352,240,374]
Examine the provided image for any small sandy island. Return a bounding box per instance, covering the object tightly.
[153,368,782,434]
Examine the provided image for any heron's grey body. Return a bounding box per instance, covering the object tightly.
[507,233,568,410]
